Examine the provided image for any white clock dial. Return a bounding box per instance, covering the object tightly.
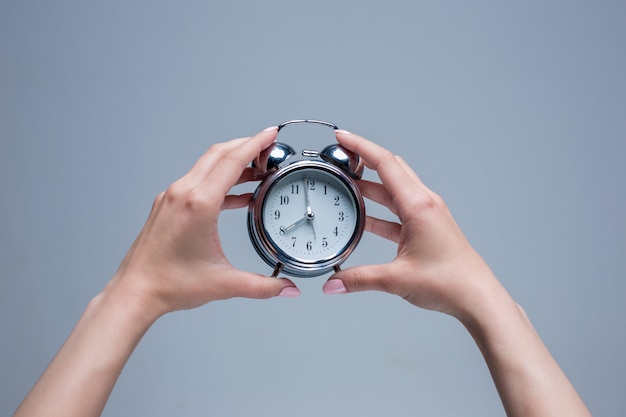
[262,167,358,263]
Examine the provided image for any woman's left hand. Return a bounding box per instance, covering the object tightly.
[108,126,300,319]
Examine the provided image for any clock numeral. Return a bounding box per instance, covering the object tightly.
[291,184,299,194]
[274,210,280,220]
[323,185,328,195]
[338,211,344,221]
[307,180,315,190]
[333,226,338,236]
[291,237,297,247]
[280,195,289,205]
[279,226,286,235]
[306,241,313,251]
[334,195,340,206]
[322,238,328,247]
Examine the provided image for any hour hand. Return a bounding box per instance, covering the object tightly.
[281,216,308,234]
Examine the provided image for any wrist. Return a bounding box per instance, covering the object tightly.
[456,282,523,340]
[446,256,522,334]
[99,271,167,328]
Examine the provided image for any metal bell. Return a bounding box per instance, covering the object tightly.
[320,144,364,180]
[252,142,296,179]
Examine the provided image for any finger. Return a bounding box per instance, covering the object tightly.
[366,215,402,243]
[323,263,400,295]
[335,130,406,176]
[394,155,421,184]
[198,127,278,202]
[235,167,259,186]
[177,136,251,190]
[336,130,426,189]
[336,130,433,216]
[358,180,399,217]
[220,269,300,299]
[395,155,440,200]
[220,167,263,209]
[222,193,253,210]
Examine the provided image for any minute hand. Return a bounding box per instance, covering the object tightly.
[303,176,316,239]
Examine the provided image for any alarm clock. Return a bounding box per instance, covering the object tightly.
[247,119,366,277]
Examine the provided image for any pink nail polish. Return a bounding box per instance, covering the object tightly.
[263,126,278,132]
[335,129,352,135]
[323,279,347,295]
[279,287,300,298]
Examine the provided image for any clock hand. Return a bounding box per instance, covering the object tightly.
[281,215,309,234]
[303,176,313,215]
[303,176,317,240]
[281,208,317,235]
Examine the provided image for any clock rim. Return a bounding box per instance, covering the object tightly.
[247,160,365,277]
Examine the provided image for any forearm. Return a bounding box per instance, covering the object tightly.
[13,279,159,417]
[460,278,591,417]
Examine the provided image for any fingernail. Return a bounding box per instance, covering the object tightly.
[323,279,347,295]
[335,129,352,135]
[279,286,301,298]
[263,126,278,132]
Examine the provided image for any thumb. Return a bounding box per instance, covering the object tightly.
[323,263,397,295]
[224,270,301,299]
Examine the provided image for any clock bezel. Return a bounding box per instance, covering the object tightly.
[248,159,365,277]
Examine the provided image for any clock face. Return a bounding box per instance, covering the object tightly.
[262,166,359,264]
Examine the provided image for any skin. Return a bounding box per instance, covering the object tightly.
[12,127,592,417]
[324,130,592,417]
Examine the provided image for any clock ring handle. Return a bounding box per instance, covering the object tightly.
[276,119,363,180]
[253,120,338,178]
[277,119,339,131]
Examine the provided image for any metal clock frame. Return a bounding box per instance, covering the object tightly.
[247,120,366,277]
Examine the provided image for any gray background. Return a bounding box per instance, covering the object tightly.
[1,1,625,416]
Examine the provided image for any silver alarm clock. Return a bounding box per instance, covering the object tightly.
[247,120,366,277]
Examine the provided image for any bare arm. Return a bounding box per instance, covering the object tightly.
[13,288,156,417]
[463,293,588,417]
[13,127,300,417]
[323,130,591,417]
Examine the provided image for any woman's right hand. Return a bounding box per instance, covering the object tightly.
[323,130,507,321]
[323,130,593,417]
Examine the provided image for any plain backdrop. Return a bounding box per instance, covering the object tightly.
[1,1,625,416]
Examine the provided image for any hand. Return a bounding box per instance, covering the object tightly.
[12,127,302,417]
[321,131,593,416]
[322,130,500,320]
[108,127,300,319]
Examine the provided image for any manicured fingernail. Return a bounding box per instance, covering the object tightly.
[263,126,278,132]
[323,279,347,295]
[335,129,352,135]
[279,286,301,298]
